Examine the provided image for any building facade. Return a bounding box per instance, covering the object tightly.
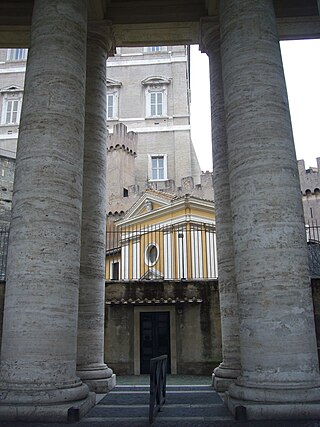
[0,48,26,159]
[105,189,220,375]
[106,189,217,281]
[106,45,201,190]
[0,46,205,223]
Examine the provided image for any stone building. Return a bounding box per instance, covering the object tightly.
[0,156,14,226]
[0,49,26,159]
[105,189,220,375]
[106,45,201,189]
[0,45,205,223]
[106,122,214,217]
[298,157,320,225]
[0,0,320,423]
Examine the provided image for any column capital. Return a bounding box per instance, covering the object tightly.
[88,21,116,57]
[199,17,220,55]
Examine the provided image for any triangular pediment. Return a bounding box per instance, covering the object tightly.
[121,189,176,221]
[141,76,171,86]
[0,85,24,93]
[106,78,122,88]
[140,268,163,280]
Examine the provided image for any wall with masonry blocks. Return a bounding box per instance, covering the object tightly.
[298,158,320,224]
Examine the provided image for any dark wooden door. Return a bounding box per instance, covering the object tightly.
[140,311,171,374]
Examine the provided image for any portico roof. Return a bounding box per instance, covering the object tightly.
[0,0,319,47]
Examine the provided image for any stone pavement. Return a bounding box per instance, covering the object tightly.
[1,377,320,426]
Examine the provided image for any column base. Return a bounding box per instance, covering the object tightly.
[226,392,320,420]
[0,382,95,422]
[226,381,320,420]
[84,374,116,393]
[77,364,116,393]
[212,364,241,392]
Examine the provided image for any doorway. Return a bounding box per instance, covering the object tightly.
[140,311,171,374]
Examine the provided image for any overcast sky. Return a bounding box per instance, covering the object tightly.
[190,39,320,172]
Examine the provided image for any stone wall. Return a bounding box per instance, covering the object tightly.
[1,279,319,371]
[105,280,222,375]
[106,46,202,189]
[105,123,214,216]
[0,281,4,353]
[298,158,320,224]
[0,155,15,225]
[312,278,320,362]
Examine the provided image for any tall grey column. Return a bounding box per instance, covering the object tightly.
[76,24,116,393]
[220,0,320,419]
[0,0,94,422]
[200,20,241,392]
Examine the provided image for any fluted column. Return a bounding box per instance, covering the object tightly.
[200,20,241,393]
[0,0,94,422]
[220,0,320,419]
[76,24,116,393]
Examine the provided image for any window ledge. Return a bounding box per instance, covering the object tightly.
[5,60,27,64]
[0,124,19,128]
[145,116,169,120]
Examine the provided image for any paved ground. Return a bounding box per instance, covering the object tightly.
[1,376,320,426]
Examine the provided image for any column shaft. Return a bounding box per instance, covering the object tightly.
[220,0,320,419]
[200,21,241,392]
[77,25,116,393]
[0,0,94,421]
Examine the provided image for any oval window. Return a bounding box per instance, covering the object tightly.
[145,243,159,266]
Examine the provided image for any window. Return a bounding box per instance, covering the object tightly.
[6,49,28,61]
[5,100,19,124]
[142,76,170,118]
[106,78,122,121]
[148,154,167,181]
[111,261,120,280]
[107,93,115,120]
[145,46,167,53]
[1,94,23,125]
[152,156,164,180]
[150,92,163,116]
[145,243,159,267]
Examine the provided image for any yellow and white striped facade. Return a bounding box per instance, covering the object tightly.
[106,189,217,280]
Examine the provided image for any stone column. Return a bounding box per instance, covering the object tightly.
[0,0,94,422]
[76,23,116,393]
[220,0,320,419]
[200,19,241,392]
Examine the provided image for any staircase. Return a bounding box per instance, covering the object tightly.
[83,384,233,426]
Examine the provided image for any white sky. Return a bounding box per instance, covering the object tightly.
[190,39,320,172]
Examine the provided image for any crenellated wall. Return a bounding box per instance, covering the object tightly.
[298,158,320,224]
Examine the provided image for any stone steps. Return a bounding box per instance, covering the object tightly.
[81,384,234,426]
[2,384,320,427]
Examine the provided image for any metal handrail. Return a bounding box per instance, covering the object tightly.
[149,354,167,424]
